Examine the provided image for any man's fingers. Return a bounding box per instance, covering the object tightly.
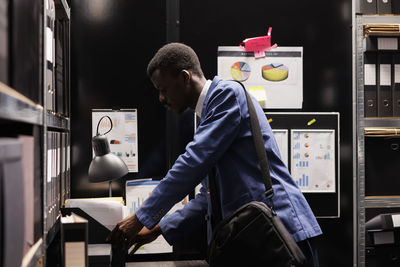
[106,225,119,242]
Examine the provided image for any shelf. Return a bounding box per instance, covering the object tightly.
[364,118,400,128]
[365,196,400,208]
[0,82,43,125]
[54,0,70,20]
[360,15,400,24]
[21,238,43,267]
[47,111,70,130]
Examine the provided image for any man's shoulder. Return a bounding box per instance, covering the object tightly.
[209,77,243,97]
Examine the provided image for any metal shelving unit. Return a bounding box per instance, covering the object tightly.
[353,14,400,267]
[1,0,70,265]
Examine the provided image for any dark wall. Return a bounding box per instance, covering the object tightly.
[70,0,167,197]
[71,0,353,265]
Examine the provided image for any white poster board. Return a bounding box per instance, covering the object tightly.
[217,46,303,109]
[290,129,335,193]
[92,109,138,172]
[272,129,289,167]
[125,179,188,254]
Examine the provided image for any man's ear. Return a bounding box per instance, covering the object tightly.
[181,70,191,85]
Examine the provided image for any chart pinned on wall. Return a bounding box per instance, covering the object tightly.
[265,112,340,218]
[217,46,303,109]
[92,109,138,172]
[272,129,289,167]
[290,129,336,193]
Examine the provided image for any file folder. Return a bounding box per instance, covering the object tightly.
[377,0,392,14]
[393,54,400,116]
[364,53,378,117]
[360,0,377,14]
[378,53,393,117]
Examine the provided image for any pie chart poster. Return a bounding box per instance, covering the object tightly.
[217,46,303,109]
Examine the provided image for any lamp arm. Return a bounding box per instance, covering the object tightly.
[96,115,113,136]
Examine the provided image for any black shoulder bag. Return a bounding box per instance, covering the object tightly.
[207,83,306,266]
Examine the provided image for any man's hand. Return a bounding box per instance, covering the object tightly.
[129,225,163,255]
[106,213,144,252]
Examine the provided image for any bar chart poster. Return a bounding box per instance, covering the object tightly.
[290,129,335,193]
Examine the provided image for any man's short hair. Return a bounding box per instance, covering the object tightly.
[147,43,204,78]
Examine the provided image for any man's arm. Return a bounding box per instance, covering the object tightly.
[136,85,242,230]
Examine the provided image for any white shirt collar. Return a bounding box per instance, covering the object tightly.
[195,79,212,118]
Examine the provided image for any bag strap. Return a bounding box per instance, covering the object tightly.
[208,81,274,227]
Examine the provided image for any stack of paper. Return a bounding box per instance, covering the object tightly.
[364,24,400,37]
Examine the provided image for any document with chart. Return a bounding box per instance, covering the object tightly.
[125,179,188,254]
[290,129,335,193]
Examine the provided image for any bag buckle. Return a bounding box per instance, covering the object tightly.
[264,189,276,215]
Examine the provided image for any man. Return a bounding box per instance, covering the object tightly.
[107,43,322,266]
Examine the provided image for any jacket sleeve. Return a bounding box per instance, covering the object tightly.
[136,84,242,229]
[158,184,208,245]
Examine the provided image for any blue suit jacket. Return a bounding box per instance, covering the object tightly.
[136,76,322,244]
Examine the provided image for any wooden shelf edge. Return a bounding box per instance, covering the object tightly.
[0,83,44,125]
[21,238,43,267]
[0,82,43,109]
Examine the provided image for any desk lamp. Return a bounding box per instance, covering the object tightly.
[88,116,128,196]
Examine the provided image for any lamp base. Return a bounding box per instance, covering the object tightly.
[109,180,112,197]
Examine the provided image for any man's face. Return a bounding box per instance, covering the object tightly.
[151,68,188,114]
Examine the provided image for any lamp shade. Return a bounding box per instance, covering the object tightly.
[88,135,128,183]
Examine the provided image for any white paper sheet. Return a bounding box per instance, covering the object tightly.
[66,198,125,230]
[290,129,335,193]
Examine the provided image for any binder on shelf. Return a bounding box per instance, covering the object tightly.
[360,0,377,14]
[377,0,392,14]
[46,132,51,230]
[60,132,66,206]
[55,19,65,115]
[393,54,400,116]
[364,52,378,117]
[377,53,393,117]
[61,212,89,267]
[0,139,25,267]
[46,0,55,112]
[18,135,35,255]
